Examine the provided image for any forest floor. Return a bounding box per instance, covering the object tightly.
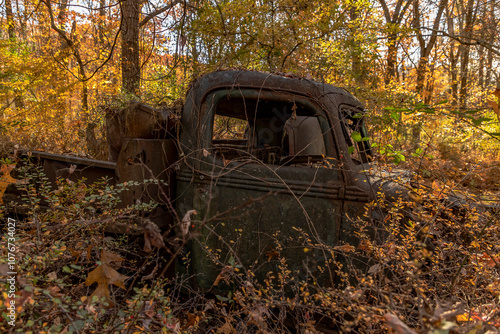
[0,144,499,333]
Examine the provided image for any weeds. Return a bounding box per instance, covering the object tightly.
[1,151,499,333]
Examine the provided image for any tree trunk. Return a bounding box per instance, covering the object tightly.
[413,0,447,98]
[386,33,398,85]
[121,0,141,96]
[378,0,412,85]
[415,55,428,95]
[98,0,106,45]
[16,0,26,39]
[349,5,364,85]
[478,45,484,88]
[6,0,15,40]
[458,0,476,109]
[446,4,459,106]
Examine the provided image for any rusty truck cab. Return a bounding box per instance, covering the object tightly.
[176,71,374,288]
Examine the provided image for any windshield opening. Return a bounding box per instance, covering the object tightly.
[340,106,372,164]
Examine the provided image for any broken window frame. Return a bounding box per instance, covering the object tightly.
[205,89,338,166]
[339,105,373,164]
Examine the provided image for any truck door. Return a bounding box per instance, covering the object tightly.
[179,89,346,289]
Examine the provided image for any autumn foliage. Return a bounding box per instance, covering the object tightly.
[1,0,500,332]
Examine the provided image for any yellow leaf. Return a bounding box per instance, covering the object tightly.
[456,313,470,322]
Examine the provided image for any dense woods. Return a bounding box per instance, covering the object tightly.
[1,0,500,333]
[0,0,499,155]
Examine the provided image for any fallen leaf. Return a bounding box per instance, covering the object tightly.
[184,312,201,328]
[101,250,124,264]
[48,286,62,297]
[349,289,363,300]
[68,164,77,175]
[0,164,17,204]
[265,250,280,261]
[217,318,234,334]
[213,266,232,287]
[368,263,381,274]
[487,280,500,296]
[383,313,417,334]
[47,272,58,281]
[357,239,373,252]
[85,262,129,305]
[143,220,165,252]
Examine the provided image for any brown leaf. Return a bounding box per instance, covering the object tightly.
[47,272,58,281]
[101,250,124,264]
[487,280,500,296]
[85,263,129,303]
[368,263,381,274]
[213,266,232,287]
[184,312,201,329]
[68,164,77,175]
[217,319,235,334]
[47,286,62,297]
[357,239,373,252]
[334,244,356,253]
[86,244,93,260]
[383,313,417,334]
[70,249,82,262]
[180,210,197,237]
[266,250,280,261]
[143,220,165,253]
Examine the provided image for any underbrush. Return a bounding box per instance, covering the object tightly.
[0,156,499,334]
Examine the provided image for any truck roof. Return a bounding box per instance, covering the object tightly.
[189,70,363,109]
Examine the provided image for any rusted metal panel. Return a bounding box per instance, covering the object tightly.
[3,152,117,218]
[116,138,178,229]
[106,102,177,162]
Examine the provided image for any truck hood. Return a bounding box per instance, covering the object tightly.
[357,163,499,212]
[355,163,414,202]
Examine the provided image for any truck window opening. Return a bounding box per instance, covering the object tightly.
[340,107,372,164]
[211,94,328,165]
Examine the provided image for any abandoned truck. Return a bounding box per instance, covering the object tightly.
[5,70,410,288]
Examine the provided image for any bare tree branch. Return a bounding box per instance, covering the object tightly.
[139,0,184,27]
[418,26,500,57]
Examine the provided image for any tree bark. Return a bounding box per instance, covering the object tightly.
[458,0,476,109]
[446,3,459,106]
[121,0,141,96]
[349,5,364,85]
[98,0,106,46]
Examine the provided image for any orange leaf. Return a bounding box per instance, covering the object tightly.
[266,250,280,261]
[0,164,17,204]
[334,244,356,253]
